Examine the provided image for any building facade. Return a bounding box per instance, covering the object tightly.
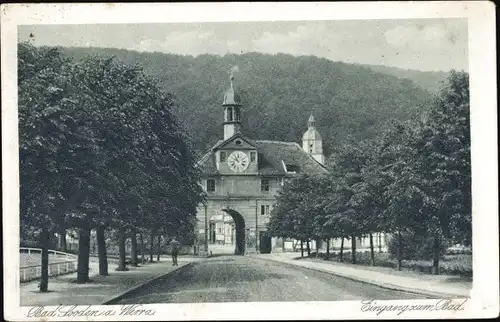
[195,75,327,255]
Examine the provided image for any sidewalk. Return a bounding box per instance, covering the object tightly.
[20,256,202,306]
[251,252,471,298]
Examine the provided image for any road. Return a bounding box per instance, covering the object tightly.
[110,255,431,304]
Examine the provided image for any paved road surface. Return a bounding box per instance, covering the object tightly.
[111,256,431,304]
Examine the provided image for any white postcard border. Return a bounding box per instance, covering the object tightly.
[2,2,498,321]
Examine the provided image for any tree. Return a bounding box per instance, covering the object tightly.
[19,42,100,290]
[414,71,471,274]
[268,174,317,256]
[378,71,470,274]
[326,140,372,264]
[350,139,388,266]
[378,121,428,270]
[68,54,204,275]
[19,44,205,286]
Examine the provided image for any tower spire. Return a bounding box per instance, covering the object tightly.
[222,73,242,140]
[302,111,324,165]
[308,110,316,128]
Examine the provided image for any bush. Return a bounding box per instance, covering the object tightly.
[315,249,472,276]
[387,232,447,260]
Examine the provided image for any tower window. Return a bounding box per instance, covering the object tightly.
[235,107,241,121]
[309,144,313,153]
[220,151,226,162]
[227,107,233,121]
[250,151,256,162]
[261,179,270,192]
[207,179,216,192]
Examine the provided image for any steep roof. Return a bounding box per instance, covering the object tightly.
[196,139,327,176]
[256,140,327,175]
[197,140,223,175]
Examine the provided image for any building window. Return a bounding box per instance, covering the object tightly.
[250,151,256,162]
[207,179,216,192]
[261,205,270,215]
[227,107,233,121]
[261,179,270,192]
[309,144,313,153]
[220,151,226,162]
[235,140,242,145]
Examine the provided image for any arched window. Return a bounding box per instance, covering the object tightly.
[235,107,241,121]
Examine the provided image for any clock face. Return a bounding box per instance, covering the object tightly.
[227,151,249,172]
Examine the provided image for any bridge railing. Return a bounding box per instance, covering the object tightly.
[20,247,78,283]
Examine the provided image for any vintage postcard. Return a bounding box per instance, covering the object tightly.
[2,1,498,321]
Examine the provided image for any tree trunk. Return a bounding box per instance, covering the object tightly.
[351,234,357,264]
[39,227,50,292]
[96,225,108,276]
[315,238,321,257]
[432,234,440,275]
[156,234,161,262]
[326,238,330,258]
[140,232,145,264]
[340,237,344,262]
[130,228,138,267]
[58,224,67,252]
[76,221,91,283]
[397,231,402,271]
[300,240,304,258]
[116,225,128,271]
[369,233,375,266]
[149,229,155,263]
[306,239,311,257]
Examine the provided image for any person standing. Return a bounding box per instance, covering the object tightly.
[170,237,181,266]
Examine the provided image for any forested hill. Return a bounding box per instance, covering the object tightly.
[59,47,436,156]
[361,64,450,94]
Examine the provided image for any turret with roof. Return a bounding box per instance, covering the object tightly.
[302,112,325,165]
[222,73,242,140]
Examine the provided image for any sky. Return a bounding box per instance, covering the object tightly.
[18,19,468,72]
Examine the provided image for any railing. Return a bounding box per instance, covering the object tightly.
[20,247,78,283]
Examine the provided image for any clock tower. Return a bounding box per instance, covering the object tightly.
[196,74,330,256]
[222,73,242,140]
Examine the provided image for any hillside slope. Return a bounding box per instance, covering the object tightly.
[58,47,435,156]
[361,64,450,94]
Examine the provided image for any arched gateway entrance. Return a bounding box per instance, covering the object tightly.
[222,209,246,255]
[205,208,246,255]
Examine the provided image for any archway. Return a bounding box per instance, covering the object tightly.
[207,213,235,248]
[222,209,246,255]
